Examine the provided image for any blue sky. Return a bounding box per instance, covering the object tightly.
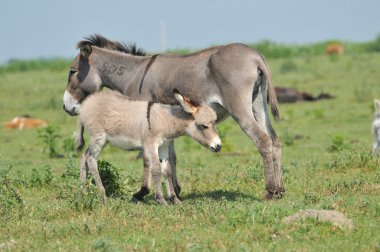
[0,0,379,63]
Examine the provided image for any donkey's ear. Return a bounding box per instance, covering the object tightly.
[80,44,92,58]
[173,89,199,114]
[375,99,380,112]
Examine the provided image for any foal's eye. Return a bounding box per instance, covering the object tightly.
[200,125,209,130]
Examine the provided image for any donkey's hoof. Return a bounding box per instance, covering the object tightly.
[264,188,285,200]
[169,196,182,205]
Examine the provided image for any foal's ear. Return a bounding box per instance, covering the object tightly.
[173,89,199,114]
[80,44,92,58]
[375,99,380,112]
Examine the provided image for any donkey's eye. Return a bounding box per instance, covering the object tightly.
[68,69,77,82]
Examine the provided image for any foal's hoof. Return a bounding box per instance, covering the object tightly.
[169,196,182,205]
[155,197,168,205]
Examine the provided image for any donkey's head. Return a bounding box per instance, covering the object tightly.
[174,90,222,152]
[63,34,145,116]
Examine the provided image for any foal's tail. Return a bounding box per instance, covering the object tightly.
[256,51,280,121]
[75,119,85,152]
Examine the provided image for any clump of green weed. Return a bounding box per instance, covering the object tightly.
[63,136,76,156]
[62,154,79,181]
[303,190,320,205]
[0,163,23,215]
[280,60,298,74]
[38,125,62,158]
[245,163,264,182]
[328,135,347,152]
[92,238,114,252]
[96,160,126,198]
[325,149,379,170]
[29,168,42,187]
[283,130,295,146]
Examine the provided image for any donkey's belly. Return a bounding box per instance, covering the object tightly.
[107,135,142,151]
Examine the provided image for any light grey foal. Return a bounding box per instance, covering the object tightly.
[372,99,380,156]
[78,89,221,204]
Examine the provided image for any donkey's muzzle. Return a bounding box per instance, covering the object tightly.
[63,105,78,116]
[211,144,222,152]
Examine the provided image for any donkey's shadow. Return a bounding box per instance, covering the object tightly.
[181,189,261,202]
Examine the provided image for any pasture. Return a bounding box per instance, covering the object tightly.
[0,43,380,251]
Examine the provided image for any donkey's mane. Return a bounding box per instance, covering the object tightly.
[77,34,146,56]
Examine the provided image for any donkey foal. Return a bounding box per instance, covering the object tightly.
[372,99,380,156]
[78,90,221,204]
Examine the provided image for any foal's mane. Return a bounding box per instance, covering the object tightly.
[77,34,146,56]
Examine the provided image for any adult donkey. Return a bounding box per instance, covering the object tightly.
[63,34,284,199]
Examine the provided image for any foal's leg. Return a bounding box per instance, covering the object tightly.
[85,136,107,203]
[132,153,152,201]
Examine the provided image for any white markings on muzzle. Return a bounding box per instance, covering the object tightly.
[63,91,81,116]
[210,136,222,149]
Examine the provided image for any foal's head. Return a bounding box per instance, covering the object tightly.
[63,34,145,116]
[174,90,222,152]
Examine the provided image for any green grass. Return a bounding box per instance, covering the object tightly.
[1,47,380,251]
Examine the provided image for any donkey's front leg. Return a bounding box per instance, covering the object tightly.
[159,142,181,204]
[168,140,182,198]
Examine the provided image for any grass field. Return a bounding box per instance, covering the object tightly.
[0,43,380,251]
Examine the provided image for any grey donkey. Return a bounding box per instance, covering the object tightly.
[372,99,380,156]
[63,34,284,199]
[77,89,222,204]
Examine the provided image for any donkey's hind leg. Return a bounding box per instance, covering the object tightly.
[222,83,281,199]
[252,80,284,198]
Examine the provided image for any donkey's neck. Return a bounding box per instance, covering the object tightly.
[92,47,150,94]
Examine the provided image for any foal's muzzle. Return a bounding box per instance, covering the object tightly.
[211,144,222,152]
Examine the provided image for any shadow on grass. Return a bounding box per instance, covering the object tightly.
[182,189,261,202]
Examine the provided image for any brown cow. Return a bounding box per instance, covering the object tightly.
[4,116,47,129]
[325,43,344,55]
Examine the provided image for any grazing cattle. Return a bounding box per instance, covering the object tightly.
[63,34,284,199]
[372,99,380,156]
[4,116,47,129]
[77,90,221,204]
[325,43,344,56]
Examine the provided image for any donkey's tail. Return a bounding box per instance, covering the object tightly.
[75,119,85,152]
[256,50,280,121]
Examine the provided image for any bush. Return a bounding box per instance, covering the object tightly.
[38,125,62,158]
